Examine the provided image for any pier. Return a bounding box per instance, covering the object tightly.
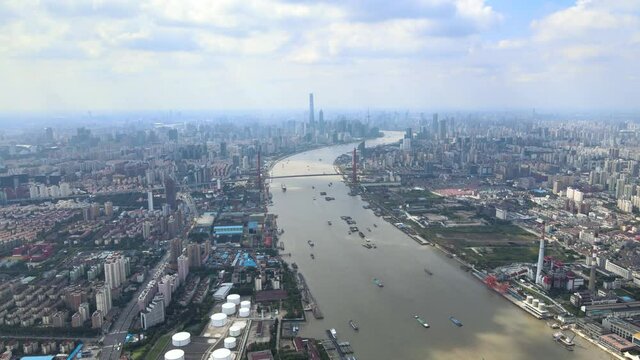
[298,273,324,319]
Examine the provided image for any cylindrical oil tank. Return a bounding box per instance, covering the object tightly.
[210,313,227,327]
[227,294,241,305]
[224,337,237,349]
[240,300,251,309]
[164,349,184,360]
[526,296,534,305]
[239,307,250,318]
[229,325,242,337]
[235,320,247,331]
[532,299,539,308]
[221,302,236,315]
[212,348,231,360]
[171,332,191,347]
[538,302,546,311]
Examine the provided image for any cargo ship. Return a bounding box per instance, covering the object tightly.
[372,278,384,287]
[414,315,430,328]
[449,316,463,327]
[349,320,359,331]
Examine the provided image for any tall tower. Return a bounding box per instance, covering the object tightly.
[589,245,597,292]
[535,222,545,285]
[352,148,357,184]
[309,93,315,127]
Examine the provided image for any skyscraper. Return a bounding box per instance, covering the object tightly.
[104,254,128,290]
[170,238,182,264]
[164,175,177,210]
[177,254,189,284]
[147,191,154,211]
[535,224,545,285]
[309,93,315,127]
[95,285,112,315]
[187,242,202,268]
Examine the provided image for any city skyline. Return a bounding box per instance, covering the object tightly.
[1,0,639,112]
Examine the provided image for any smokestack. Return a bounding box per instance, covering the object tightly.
[535,222,545,285]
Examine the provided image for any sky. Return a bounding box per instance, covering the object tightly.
[0,0,639,113]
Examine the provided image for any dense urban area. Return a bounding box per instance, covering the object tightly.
[2,96,640,360]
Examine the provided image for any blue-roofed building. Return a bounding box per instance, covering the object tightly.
[21,356,55,360]
[213,225,244,243]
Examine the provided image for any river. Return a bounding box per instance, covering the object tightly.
[268,132,611,360]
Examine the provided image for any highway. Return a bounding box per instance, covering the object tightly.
[100,252,170,360]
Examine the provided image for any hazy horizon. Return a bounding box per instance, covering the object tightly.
[1,0,639,112]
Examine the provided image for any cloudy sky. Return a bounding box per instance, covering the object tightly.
[0,0,638,112]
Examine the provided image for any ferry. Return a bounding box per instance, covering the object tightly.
[327,220,332,225]
[449,316,463,327]
[281,184,287,192]
[424,268,433,276]
[308,240,315,247]
[372,278,384,287]
[349,320,359,331]
[414,315,430,328]
[553,332,575,349]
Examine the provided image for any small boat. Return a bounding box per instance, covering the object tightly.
[281,184,287,192]
[372,278,384,287]
[424,268,433,276]
[312,186,315,189]
[308,240,315,247]
[362,243,372,249]
[330,328,337,339]
[327,220,332,225]
[414,315,430,328]
[371,244,377,249]
[291,263,298,270]
[349,320,359,331]
[367,227,371,232]
[358,231,365,238]
[449,316,463,327]
[310,253,315,259]
[373,224,378,227]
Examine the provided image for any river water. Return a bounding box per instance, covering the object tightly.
[269,132,611,360]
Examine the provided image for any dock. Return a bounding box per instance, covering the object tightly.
[298,273,324,319]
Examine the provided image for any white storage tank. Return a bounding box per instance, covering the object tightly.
[532,299,539,308]
[211,348,231,360]
[165,349,185,360]
[234,320,247,331]
[221,302,236,315]
[227,294,241,305]
[238,307,250,318]
[538,302,546,311]
[210,313,227,327]
[224,337,237,349]
[240,300,251,309]
[526,296,533,305]
[171,332,191,347]
[229,325,242,337]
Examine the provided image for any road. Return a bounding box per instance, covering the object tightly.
[100,252,170,360]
